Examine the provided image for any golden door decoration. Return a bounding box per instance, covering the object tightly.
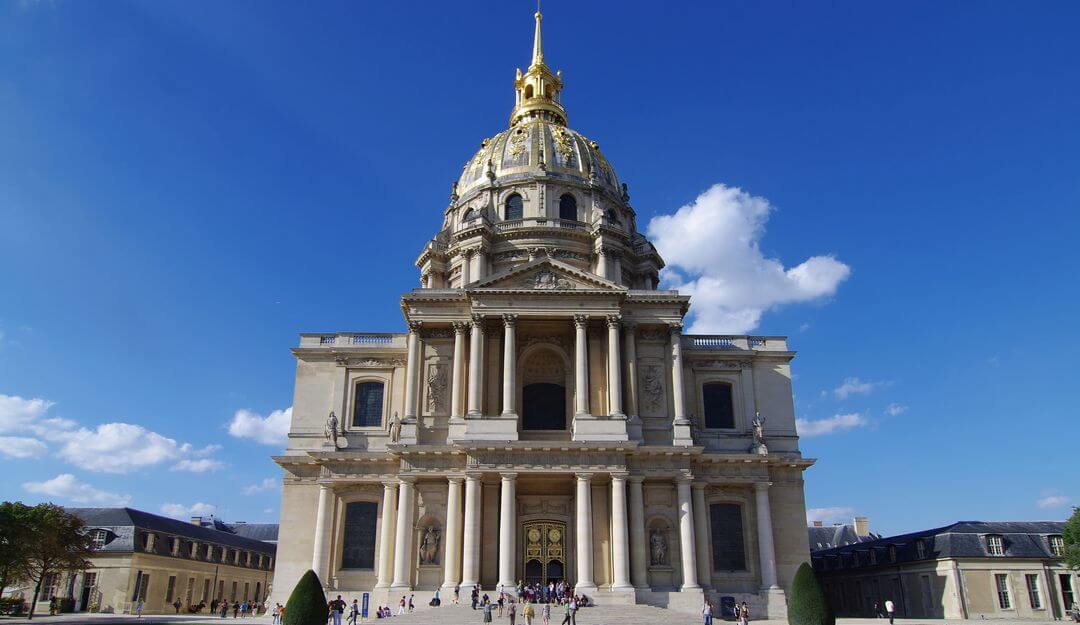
[522,520,567,584]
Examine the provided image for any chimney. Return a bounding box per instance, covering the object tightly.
[813,520,823,527]
[853,516,870,536]
[190,516,203,526]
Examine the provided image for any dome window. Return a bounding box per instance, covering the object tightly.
[505,194,524,221]
[462,208,477,222]
[606,209,621,226]
[559,194,577,221]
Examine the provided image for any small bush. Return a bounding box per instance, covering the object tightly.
[282,569,328,625]
[788,562,834,625]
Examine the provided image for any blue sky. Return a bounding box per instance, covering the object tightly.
[1,0,1077,537]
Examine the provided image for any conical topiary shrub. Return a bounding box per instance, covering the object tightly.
[787,562,834,625]
[282,569,328,625]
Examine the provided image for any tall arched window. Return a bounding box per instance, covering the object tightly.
[559,194,577,221]
[352,381,384,427]
[341,501,378,569]
[702,382,735,429]
[505,193,524,220]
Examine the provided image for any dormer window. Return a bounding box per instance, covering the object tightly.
[90,529,108,550]
[868,549,877,565]
[888,545,897,563]
[851,552,860,566]
[1049,535,1064,557]
[916,539,926,559]
[987,534,1005,556]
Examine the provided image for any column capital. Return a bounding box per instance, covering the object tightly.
[668,321,684,335]
[398,475,418,485]
[447,476,465,485]
[691,482,708,492]
[609,471,629,482]
[573,314,590,328]
[575,472,595,483]
[502,313,518,326]
[606,314,621,328]
[623,321,638,333]
[381,479,401,489]
[499,471,518,481]
[462,247,476,259]
[464,471,484,481]
[753,481,772,492]
[470,313,485,327]
[453,321,470,334]
[627,474,646,485]
[407,320,423,333]
[675,472,694,484]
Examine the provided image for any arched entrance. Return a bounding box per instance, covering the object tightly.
[522,520,567,585]
[520,346,570,431]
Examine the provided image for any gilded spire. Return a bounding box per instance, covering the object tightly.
[510,6,567,127]
[531,9,544,67]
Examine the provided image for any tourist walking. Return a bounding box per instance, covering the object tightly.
[135,599,143,618]
[523,600,535,625]
[408,593,415,612]
[454,584,461,605]
[398,596,406,615]
[220,601,229,618]
[885,599,895,624]
[702,599,713,625]
[508,600,517,625]
[483,600,494,624]
[738,602,749,625]
[542,601,551,625]
[349,599,360,624]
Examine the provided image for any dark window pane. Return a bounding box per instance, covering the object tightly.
[341,502,378,569]
[505,194,523,220]
[559,194,577,220]
[703,383,735,428]
[710,503,746,571]
[522,383,566,430]
[353,382,384,427]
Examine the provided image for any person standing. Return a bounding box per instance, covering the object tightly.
[738,602,749,625]
[885,599,896,624]
[434,588,441,607]
[454,585,460,605]
[472,588,479,610]
[523,600,535,625]
[702,599,713,625]
[541,601,551,625]
[397,596,406,616]
[348,599,360,625]
[135,599,143,619]
[408,594,415,612]
[483,600,494,624]
[508,599,517,625]
[220,600,229,618]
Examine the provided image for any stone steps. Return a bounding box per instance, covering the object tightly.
[382,602,708,625]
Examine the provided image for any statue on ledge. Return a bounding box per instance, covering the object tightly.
[750,412,768,455]
[324,411,340,446]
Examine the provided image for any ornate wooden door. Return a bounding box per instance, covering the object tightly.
[522,520,567,584]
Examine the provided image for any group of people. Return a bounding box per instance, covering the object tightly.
[210,598,262,618]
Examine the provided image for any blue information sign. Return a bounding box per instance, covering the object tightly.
[361,592,370,620]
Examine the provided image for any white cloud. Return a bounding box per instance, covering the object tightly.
[0,394,53,433]
[833,377,889,399]
[1036,495,1071,509]
[23,473,130,506]
[797,413,867,437]
[243,478,279,495]
[647,184,850,334]
[228,407,291,446]
[171,458,225,473]
[0,436,49,459]
[160,502,217,519]
[884,403,908,417]
[807,506,856,525]
[41,423,189,474]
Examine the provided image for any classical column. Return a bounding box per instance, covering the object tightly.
[575,473,597,591]
[627,476,648,589]
[676,475,700,590]
[501,315,518,417]
[461,249,473,286]
[375,481,399,589]
[451,322,468,420]
[670,323,692,445]
[754,482,779,589]
[442,477,464,591]
[404,321,422,421]
[390,477,416,590]
[623,323,638,419]
[311,485,334,582]
[692,483,712,589]
[610,474,632,590]
[460,473,482,591]
[597,249,610,280]
[497,473,518,589]
[573,315,590,416]
[606,315,624,417]
[467,315,484,416]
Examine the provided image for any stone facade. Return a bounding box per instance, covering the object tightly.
[270,9,814,616]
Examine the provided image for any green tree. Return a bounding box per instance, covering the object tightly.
[0,502,35,599]
[788,561,834,625]
[21,504,95,620]
[1064,506,1080,570]
[282,570,327,625]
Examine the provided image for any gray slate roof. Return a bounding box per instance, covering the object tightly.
[70,508,276,556]
[808,524,878,551]
[811,520,1065,571]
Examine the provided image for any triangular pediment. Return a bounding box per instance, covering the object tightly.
[469,257,626,292]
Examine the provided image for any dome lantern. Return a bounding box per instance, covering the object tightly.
[510,10,568,127]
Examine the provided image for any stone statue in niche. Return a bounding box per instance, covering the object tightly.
[388,412,401,443]
[650,529,667,566]
[325,411,340,446]
[641,365,664,413]
[419,525,441,565]
[750,412,768,455]
[426,363,448,414]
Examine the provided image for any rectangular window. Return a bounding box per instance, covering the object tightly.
[230,581,237,602]
[255,582,262,603]
[202,578,211,603]
[709,503,746,570]
[91,530,107,550]
[995,573,1012,609]
[1026,574,1042,609]
[352,382,385,427]
[987,535,1005,556]
[243,582,249,601]
[165,575,176,602]
[216,580,225,601]
[916,540,926,559]
[702,383,735,429]
[342,501,379,569]
[185,577,195,605]
[83,572,98,590]
[1050,535,1065,557]
[41,572,61,601]
[1061,574,1075,610]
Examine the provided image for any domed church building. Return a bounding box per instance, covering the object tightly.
[271,10,813,616]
